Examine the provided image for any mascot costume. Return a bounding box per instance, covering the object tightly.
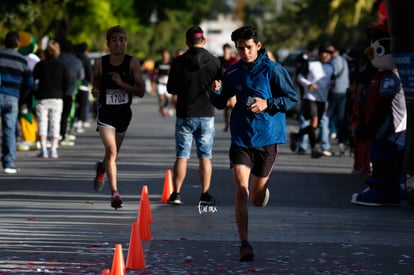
[17,31,40,151]
[351,20,407,206]
[385,0,414,206]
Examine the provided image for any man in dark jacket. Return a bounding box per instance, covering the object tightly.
[58,39,84,146]
[167,26,222,205]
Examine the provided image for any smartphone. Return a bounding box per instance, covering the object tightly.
[246,96,256,107]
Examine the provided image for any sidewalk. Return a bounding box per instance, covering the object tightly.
[0,95,413,274]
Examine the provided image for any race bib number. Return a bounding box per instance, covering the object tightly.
[106,89,128,105]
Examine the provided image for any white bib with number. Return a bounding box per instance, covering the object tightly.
[106,89,128,105]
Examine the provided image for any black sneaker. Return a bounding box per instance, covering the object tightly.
[297,148,306,155]
[240,240,255,261]
[94,161,105,192]
[199,192,216,206]
[168,192,182,205]
[311,148,323,159]
[111,191,123,209]
[289,133,298,152]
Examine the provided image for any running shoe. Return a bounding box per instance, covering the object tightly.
[39,150,48,159]
[50,150,58,159]
[240,240,255,261]
[159,106,168,117]
[94,161,105,192]
[262,188,270,207]
[350,186,400,206]
[59,139,75,146]
[167,192,182,205]
[311,148,323,159]
[111,191,123,209]
[297,148,306,155]
[338,143,346,156]
[4,167,17,174]
[199,192,216,206]
[322,150,333,157]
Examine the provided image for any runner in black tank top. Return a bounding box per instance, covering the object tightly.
[96,54,134,133]
[91,25,145,209]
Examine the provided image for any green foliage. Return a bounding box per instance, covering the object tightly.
[0,0,380,59]
[64,0,114,51]
[132,0,218,58]
[0,0,68,42]
[148,9,194,58]
[0,0,40,30]
[244,0,378,55]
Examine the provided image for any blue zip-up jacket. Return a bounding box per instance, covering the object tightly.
[210,49,298,148]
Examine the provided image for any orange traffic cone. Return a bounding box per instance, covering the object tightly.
[102,268,110,275]
[161,169,173,203]
[126,221,146,269]
[138,198,153,241]
[111,244,126,275]
[139,185,152,223]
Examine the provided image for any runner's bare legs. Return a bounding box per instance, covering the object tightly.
[233,164,270,241]
[99,126,125,193]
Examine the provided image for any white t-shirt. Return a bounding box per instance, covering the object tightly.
[25,53,40,71]
[297,60,334,102]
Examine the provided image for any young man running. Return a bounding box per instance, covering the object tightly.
[210,26,297,261]
[91,25,145,209]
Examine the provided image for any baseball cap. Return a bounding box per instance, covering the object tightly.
[318,44,333,54]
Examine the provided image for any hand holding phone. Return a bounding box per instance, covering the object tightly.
[246,96,256,107]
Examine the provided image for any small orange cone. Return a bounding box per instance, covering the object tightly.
[139,185,152,223]
[161,169,173,203]
[111,244,126,275]
[138,200,153,241]
[126,221,146,269]
[102,268,110,275]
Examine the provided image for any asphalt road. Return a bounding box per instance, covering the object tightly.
[1,94,413,274]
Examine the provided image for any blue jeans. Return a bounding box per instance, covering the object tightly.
[298,113,330,151]
[328,92,347,144]
[175,117,215,158]
[0,94,18,168]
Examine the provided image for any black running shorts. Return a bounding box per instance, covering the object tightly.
[302,99,326,120]
[96,105,132,134]
[229,144,278,177]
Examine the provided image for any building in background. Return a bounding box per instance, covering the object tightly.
[200,14,242,57]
